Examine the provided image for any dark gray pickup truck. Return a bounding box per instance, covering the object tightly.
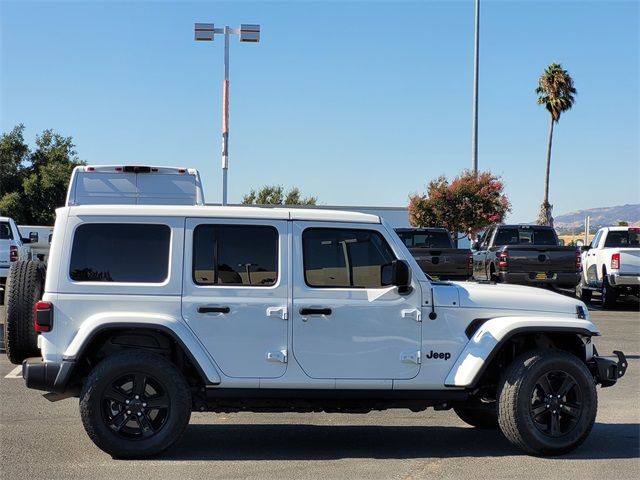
[395,228,472,280]
[472,224,581,289]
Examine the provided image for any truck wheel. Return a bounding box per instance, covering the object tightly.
[80,350,192,459]
[575,280,592,303]
[5,260,45,364]
[497,349,597,456]
[454,402,498,429]
[601,275,617,309]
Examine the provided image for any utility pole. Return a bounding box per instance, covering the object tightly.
[471,0,480,174]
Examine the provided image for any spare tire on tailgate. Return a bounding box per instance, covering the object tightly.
[5,260,45,364]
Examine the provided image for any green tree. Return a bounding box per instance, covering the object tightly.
[0,125,29,196]
[536,63,577,227]
[242,185,317,206]
[408,170,510,238]
[0,126,85,224]
[617,221,629,226]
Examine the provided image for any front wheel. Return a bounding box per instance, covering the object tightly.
[80,350,192,458]
[497,349,597,456]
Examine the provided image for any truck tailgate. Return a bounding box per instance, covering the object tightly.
[408,248,470,279]
[505,246,577,273]
[618,249,640,275]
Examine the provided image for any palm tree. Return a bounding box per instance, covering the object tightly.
[536,63,577,226]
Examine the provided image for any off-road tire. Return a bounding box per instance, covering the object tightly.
[575,279,592,303]
[80,350,192,459]
[601,274,617,309]
[497,349,597,456]
[454,402,498,429]
[5,260,45,364]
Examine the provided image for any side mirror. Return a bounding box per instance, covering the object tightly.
[20,237,31,244]
[580,245,591,252]
[382,260,411,293]
[29,232,39,243]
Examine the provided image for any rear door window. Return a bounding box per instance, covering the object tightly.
[192,225,278,286]
[69,224,171,282]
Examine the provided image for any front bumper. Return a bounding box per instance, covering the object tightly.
[22,357,75,393]
[588,350,628,388]
[498,271,581,288]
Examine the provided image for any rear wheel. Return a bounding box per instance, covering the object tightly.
[5,260,45,364]
[80,350,192,459]
[497,349,597,456]
[601,273,617,309]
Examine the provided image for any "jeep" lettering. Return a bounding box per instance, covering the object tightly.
[424,350,451,360]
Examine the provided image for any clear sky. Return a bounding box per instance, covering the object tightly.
[1,0,638,222]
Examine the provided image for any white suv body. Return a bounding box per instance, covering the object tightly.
[21,204,626,458]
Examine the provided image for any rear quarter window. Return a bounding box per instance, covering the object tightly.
[69,223,171,282]
[0,222,12,240]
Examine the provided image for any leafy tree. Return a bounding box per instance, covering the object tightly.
[536,63,577,227]
[242,185,317,206]
[408,170,510,238]
[0,125,29,196]
[0,126,84,224]
[617,221,629,226]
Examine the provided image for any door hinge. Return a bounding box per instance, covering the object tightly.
[266,349,288,363]
[400,350,421,364]
[401,308,422,322]
[266,306,288,320]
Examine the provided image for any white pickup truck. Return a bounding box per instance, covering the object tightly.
[577,226,640,308]
[0,217,33,301]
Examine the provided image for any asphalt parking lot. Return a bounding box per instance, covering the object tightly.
[0,298,638,480]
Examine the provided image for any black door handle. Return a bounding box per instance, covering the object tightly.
[300,308,332,316]
[198,306,230,314]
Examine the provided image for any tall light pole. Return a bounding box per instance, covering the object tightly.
[471,0,480,175]
[195,23,260,206]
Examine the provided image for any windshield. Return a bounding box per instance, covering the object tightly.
[604,230,640,248]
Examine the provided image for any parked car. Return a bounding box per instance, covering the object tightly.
[14,204,626,458]
[577,226,640,308]
[395,228,472,280]
[472,224,581,289]
[17,225,53,263]
[0,217,33,302]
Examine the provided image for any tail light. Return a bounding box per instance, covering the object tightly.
[575,251,582,272]
[468,252,473,275]
[34,301,53,333]
[611,253,620,270]
[9,245,18,262]
[498,251,509,270]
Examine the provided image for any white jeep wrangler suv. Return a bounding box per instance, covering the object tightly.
[14,204,626,458]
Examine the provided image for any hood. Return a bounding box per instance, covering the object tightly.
[450,281,582,316]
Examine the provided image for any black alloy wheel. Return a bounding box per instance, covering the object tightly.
[80,350,191,458]
[529,370,583,437]
[103,373,170,439]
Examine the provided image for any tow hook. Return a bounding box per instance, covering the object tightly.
[589,350,628,388]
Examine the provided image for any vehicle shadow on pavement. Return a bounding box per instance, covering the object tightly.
[160,422,639,461]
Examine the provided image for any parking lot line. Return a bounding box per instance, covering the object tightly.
[5,366,22,378]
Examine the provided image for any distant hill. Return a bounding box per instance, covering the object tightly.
[553,204,640,233]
